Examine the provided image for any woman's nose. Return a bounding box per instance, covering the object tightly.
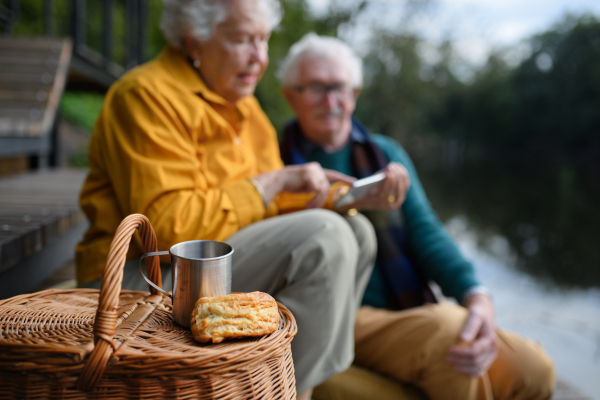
[249,40,267,64]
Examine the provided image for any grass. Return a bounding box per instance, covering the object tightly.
[59,91,105,168]
[59,91,105,133]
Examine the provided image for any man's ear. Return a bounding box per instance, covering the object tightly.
[283,87,299,112]
[353,87,363,101]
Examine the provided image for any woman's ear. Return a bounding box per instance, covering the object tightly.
[183,35,201,62]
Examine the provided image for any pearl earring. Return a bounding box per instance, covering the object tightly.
[193,59,201,68]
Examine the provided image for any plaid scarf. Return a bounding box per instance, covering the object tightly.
[280,119,435,310]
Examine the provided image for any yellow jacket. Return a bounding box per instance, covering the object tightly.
[76,46,318,284]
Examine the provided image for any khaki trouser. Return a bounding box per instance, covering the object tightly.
[81,209,377,394]
[354,304,556,400]
[226,209,376,393]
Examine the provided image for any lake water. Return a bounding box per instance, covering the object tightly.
[418,160,600,399]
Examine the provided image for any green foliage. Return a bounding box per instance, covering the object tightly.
[68,147,90,169]
[147,0,167,59]
[434,54,517,147]
[9,0,44,35]
[512,14,600,151]
[355,32,462,154]
[59,91,105,168]
[59,91,104,133]
[434,14,600,156]
[10,0,165,64]
[8,1,600,160]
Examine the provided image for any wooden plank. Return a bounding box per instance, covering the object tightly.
[0,196,80,206]
[0,169,86,273]
[0,54,60,65]
[0,49,61,59]
[0,157,28,177]
[0,108,47,120]
[44,38,72,132]
[552,379,593,400]
[0,212,78,250]
[0,221,87,299]
[0,36,72,149]
[0,194,82,204]
[0,211,84,273]
[0,222,43,267]
[0,82,54,92]
[0,64,59,74]
[0,233,21,273]
[0,37,66,51]
[0,72,55,84]
[0,168,86,190]
[0,90,51,102]
[0,121,44,138]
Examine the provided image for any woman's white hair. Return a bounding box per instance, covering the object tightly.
[278,33,363,88]
[160,0,282,48]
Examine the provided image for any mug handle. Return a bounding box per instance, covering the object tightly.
[139,251,176,298]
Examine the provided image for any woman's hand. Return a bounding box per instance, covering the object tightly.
[254,162,355,209]
[338,162,411,212]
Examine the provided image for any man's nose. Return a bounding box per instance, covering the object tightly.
[324,89,338,108]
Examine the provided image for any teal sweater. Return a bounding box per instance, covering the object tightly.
[308,133,479,306]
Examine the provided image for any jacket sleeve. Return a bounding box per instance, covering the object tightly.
[372,134,480,303]
[95,85,266,251]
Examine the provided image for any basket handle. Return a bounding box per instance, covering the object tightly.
[77,214,162,392]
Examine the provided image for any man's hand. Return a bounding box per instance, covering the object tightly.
[254,163,355,209]
[338,162,410,212]
[446,294,498,377]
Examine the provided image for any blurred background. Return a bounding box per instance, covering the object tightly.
[1,0,599,398]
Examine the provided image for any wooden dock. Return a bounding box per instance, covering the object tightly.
[36,264,593,400]
[1,168,592,400]
[0,168,87,299]
[552,380,595,400]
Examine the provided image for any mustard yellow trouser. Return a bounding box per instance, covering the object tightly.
[354,304,555,400]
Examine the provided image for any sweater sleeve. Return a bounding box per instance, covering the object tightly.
[371,134,480,303]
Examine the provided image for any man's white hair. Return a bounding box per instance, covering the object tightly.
[160,0,282,48]
[278,33,363,88]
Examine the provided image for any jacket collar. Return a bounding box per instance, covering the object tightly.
[287,117,370,156]
[160,45,230,106]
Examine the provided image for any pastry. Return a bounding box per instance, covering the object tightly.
[190,291,279,343]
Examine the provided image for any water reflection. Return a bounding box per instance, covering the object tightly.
[417,161,600,290]
[416,160,600,398]
[444,214,600,399]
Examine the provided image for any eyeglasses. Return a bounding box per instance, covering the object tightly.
[292,82,354,104]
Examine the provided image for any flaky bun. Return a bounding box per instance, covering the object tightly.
[190,292,279,344]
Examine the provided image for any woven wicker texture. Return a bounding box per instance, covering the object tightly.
[0,214,297,400]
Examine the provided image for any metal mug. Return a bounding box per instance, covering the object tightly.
[139,240,233,328]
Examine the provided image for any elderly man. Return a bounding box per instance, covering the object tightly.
[75,2,376,399]
[279,33,555,400]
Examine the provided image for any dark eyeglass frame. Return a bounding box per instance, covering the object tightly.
[292,82,355,104]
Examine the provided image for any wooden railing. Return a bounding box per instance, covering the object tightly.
[2,0,151,89]
[0,0,19,34]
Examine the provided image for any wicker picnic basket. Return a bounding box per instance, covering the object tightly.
[0,214,298,399]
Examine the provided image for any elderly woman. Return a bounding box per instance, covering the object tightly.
[75,1,377,398]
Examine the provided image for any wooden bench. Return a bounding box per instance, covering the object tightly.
[0,36,72,170]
